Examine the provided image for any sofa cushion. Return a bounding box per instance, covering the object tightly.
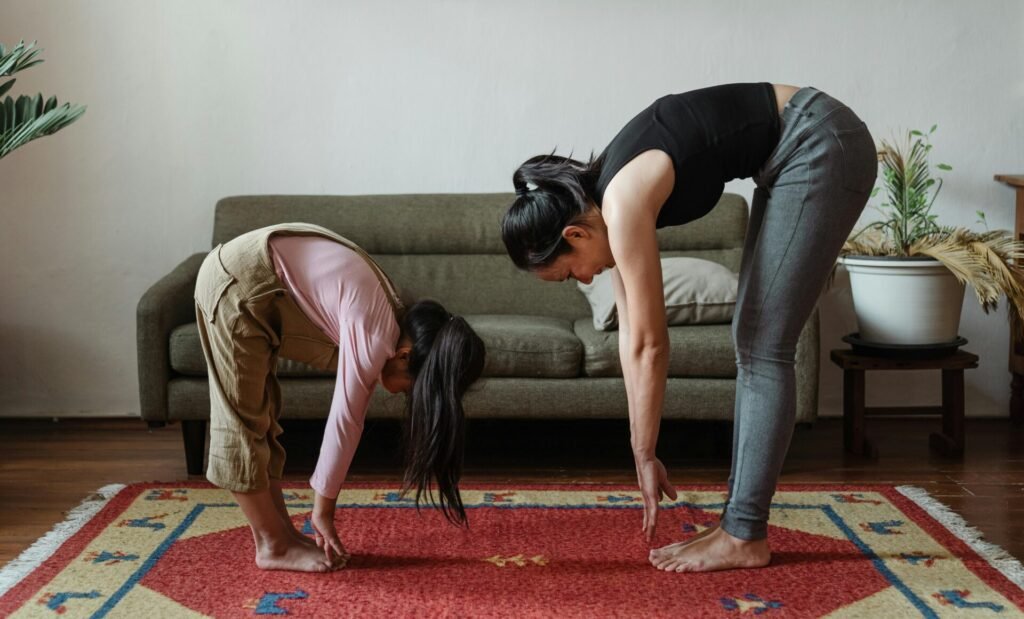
[465,315,581,378]
[169,323,333,377]
[573,318,737,378]
[169,315,584,380]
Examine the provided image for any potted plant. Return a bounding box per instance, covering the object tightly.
[838,126,1024,346]
[1,40,86,159]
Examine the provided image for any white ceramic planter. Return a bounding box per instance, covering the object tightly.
[838,256,966,345]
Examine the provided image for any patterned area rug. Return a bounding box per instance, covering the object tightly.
[1,483,1022,618]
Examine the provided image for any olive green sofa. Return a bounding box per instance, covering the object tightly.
[137,193,819,474]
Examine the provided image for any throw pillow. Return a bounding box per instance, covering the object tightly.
[577,257,738,331]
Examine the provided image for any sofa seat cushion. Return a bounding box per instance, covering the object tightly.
[573,318,737,378]
[465,315,581,378]
[169,323,333,377]
[170,316,584,379]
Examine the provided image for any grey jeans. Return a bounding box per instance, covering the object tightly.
[721,88,877,540]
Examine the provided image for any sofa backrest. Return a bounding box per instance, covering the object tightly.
[213,193,748,320]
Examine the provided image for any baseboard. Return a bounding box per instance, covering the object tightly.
[0,411,140,419]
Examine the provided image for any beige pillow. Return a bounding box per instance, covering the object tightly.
[577,257,738,331]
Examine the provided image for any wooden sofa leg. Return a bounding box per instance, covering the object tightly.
[181,420,207,476]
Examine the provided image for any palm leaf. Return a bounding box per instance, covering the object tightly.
[0,93,86,159]
[0,40,85,160]
[967,232,1024,336]
[911,229,1024,329]
[910,232,987,288]
[0,41,43,77]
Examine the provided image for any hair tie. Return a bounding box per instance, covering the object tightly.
[515,184,530,198]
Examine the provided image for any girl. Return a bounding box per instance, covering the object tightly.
[194,223,485,572]
[501,84,875,572]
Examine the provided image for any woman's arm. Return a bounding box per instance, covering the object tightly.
[606,204,669,446]
[610,270,637,436]
[603,149,678,540]
[608,257,666,459]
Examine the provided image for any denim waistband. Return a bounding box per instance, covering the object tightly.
[782,87,849,122]
[755,87,864,188]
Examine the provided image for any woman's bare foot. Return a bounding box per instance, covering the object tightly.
[649,524,720,560]
[255,536,341,572]
[649,526,770,573]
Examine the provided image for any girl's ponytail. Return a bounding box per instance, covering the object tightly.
[400,301,485,526]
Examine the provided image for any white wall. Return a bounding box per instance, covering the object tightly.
[1,1,1022,417]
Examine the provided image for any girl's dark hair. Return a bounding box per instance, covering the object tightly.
[400,299,485,526]
[501,150,604,271]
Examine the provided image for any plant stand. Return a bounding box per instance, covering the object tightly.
[995,174,1024,426]
[830,349,979,458]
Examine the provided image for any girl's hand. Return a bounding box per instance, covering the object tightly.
[634,456,677,542]
[312,493,351,567]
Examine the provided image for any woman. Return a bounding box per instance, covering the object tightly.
[501,84,875,572]
[194,223,485,573]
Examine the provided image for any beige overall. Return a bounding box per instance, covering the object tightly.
[193,223,403,493]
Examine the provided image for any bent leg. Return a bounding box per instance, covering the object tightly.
[197,300,336,569]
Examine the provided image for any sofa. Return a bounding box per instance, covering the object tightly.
[137,193,819,474]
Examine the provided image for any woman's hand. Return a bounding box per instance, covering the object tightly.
[634,455,677,542]
[312,493,351,566]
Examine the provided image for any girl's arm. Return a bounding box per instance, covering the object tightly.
[310,321,387,499]
[309,318,395,560]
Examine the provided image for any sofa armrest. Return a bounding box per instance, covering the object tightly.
[137,252,207,423]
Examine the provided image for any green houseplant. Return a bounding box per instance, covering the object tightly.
[1,40,86,159]
[838,126,1024,345]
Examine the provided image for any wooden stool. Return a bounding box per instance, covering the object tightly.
[830,349,979,458]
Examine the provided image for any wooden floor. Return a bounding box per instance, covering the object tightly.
[2,416,1023,566]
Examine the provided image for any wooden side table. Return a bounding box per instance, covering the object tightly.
[995,174,1024,425]
[830,349,979,458]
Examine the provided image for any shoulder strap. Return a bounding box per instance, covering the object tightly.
[262,223,405,317]
[332,236,406,316]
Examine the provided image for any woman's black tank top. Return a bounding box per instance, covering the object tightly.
[594,82,780,228]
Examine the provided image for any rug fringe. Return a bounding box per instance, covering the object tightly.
[0,483,125,597]
[896,485,1024,588]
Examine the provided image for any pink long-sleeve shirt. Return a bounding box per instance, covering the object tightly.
[269,235,400,499]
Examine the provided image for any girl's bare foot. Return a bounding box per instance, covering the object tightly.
[234,487,347,572]
[286,519,351,567]
[649,524,720,560]
[288,519,319,547]
[267,482,320,549]
[649,526,770,573]
[255,537,341,572]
